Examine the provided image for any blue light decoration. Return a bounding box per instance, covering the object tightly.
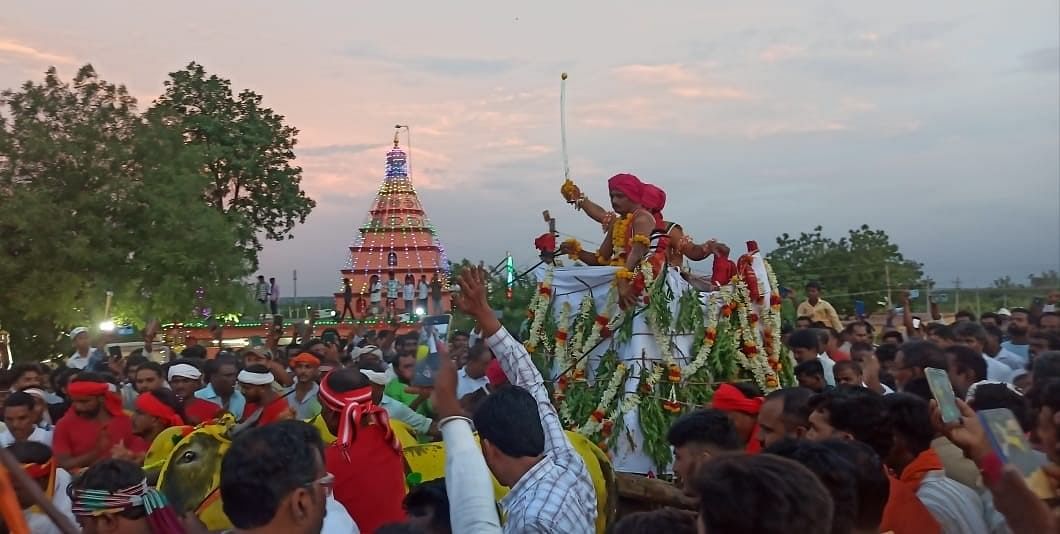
[338,127,453,317]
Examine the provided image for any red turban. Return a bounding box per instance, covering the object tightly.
[290,352,321,367]
[135,391,185,428]
[711,383,763,415]
[67,380,124,417]
[641,184,666,213]
[607,173,645,205]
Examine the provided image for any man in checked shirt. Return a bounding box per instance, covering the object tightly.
[454,266,598,533]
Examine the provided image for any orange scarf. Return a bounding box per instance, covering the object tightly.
[880,450,943,534]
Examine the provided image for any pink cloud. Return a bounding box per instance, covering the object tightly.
[758,43,806,63]
[0,39,75,65]
[670,86,752,100]
[612,63,694,84]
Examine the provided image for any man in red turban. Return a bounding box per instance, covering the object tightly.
[53,374,146,471]
[710,382,765,453]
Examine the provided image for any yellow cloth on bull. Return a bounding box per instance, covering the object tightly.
[157,415,235,531]
[144,425,195,475]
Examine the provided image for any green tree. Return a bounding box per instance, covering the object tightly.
[449,259,536,335]
[1028,270,1059,289]
[767,225,924,316]
[992,275,1023,289]
[148,63,315,269]
[0,65,264,361]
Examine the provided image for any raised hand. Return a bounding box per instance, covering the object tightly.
[431,339,463,419]
[930,398,990,463]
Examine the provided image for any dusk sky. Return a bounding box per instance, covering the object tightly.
[4,1,1058,296]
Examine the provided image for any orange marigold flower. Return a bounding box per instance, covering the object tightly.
[591,409,605,422]
[721,305,733,317]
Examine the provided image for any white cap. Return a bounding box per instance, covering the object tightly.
[69,327,89,339]
[351,345,383,363]
[237,369,275,386]
[168,363,202,381]
[997,308,1012,316]
[359,369,389,386]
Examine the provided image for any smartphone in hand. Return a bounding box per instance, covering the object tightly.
[925,367,960,424]
[978,408,1046,477]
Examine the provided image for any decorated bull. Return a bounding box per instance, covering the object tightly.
[154,414,616,532]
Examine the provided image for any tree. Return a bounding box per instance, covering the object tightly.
[0,65,261,361]
[767,225,924,316]
[148,63,315,269]
[993,275,1023,289]
[449,259,536,335]
[1028,270,1059,289]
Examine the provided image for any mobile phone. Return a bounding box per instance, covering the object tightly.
[411,352,439,387]
[925,367,960,424]
[421,314,453,344]
[978,408,1046,477]
[107,345,123,359]
[912,317,922,329]
[908,289,920,299]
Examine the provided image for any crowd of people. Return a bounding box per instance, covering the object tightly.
[2,263,1057,533]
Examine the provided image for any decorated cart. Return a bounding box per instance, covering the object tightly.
[524,241,797,475]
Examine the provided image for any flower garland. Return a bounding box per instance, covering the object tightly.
[684,291,721,378]
[577,362,627,437]
[574,287,619,366]
[610,214,634,258]
[524,268,554,352]
[642,262,677,366]
[563,238,583,261]
[553,302,573,374]
[761,260,784,390]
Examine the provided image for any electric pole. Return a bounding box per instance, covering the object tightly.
[953,276,961,313]
[885,264,892,307]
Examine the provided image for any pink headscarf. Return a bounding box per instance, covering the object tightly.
[607,173,645,205]
[641,184,666,214]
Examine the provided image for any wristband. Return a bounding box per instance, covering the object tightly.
[977,451,1004,486]
[437,415,474,430]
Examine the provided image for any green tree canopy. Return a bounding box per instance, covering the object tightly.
[766,225,924,316]
[148,62,315,269]
[0,63,310,361]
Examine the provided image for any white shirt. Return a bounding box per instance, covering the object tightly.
[323,494,360,533]
[994,346,1026,371]
[0,426,53,447]
[441,418,502,534]
[418,281,429,299]
[67,351,91,369]
[916,470,1003,534]
[24,468,76,534]
[457,368,489,399]
[403,284,415,300]
[981,354,1014,383]
[817,353,836,387]
[370,281,383,302]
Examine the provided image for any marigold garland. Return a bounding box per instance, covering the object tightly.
[610,214,634,258]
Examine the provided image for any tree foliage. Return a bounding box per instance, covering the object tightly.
[449,259,536,335]
[148,62,315,268]
[766,225,924,315]
[0,64,313,361]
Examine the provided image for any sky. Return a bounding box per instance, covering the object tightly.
[3,1,1058,297]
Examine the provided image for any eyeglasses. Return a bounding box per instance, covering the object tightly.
[306,473,335,497]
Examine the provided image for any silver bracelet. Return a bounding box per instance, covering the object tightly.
[437,415,474,430]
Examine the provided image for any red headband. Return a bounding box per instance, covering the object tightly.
[67,381,124,417]
[486,359,508,387]
[318,372,400,460]
[290,352,321,367]
[712,383,764,415]
[135,392,185,428]
[22,458,56,479]
[608,173,645,205]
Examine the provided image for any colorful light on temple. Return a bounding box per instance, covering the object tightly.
[336,127,452,319]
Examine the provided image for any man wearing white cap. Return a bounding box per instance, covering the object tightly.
[67,327,103,370]
[360,366,434,437]
[167,362,220,425]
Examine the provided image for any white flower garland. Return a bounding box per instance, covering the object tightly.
[574,287,619,368]
[577,362,627,436]
[683,291,722,378]
[640,262,678,366]
[525,268,554,352]
[569,293,595,370]
[553,302,573,373]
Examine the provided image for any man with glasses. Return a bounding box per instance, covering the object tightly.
[220,420,356,533]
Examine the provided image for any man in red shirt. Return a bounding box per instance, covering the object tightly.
[239,364,294,426]
[318,367,406,532]
[166,361,221,425]
[52,372,146,471]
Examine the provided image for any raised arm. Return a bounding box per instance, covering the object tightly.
[455,267,575,458]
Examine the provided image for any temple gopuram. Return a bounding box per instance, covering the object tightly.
[333,128,452,321]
